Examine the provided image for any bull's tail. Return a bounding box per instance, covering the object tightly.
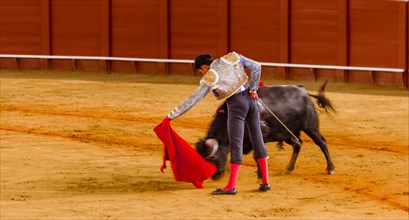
[308,80,336,113]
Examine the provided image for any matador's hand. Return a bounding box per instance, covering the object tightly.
[249,90,258,100]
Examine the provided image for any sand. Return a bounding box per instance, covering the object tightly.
[1,70,408,219]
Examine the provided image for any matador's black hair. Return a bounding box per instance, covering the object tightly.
[194,54,213,69]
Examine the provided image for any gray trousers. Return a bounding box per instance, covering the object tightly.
[226,90,268,164]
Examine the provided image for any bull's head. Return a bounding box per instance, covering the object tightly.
[196,138,228,180]
[196,102,232,180]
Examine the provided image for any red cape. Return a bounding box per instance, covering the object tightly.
[153,118,216,189]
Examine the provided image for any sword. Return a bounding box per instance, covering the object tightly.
[257,98,301,145]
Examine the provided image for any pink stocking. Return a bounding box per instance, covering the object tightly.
[222,163,240,190]
[257,157,269,184]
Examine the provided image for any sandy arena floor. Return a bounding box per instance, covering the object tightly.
[1,70,408,219]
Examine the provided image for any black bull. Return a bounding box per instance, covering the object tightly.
[196,82,336,180]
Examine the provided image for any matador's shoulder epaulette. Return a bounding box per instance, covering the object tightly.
[200,69,219,87]
[221,52,240,65]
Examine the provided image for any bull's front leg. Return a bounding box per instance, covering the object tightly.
[255,155,262,179]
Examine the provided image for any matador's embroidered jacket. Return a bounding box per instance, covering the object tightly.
[167,52,261,120]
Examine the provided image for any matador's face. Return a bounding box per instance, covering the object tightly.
[197,65,210,75]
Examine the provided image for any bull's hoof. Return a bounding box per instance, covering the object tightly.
[327,169,335,175]
[257,170,262,179]
[285,166,294,175]
[212,172,224,180]
[326,165,335,175]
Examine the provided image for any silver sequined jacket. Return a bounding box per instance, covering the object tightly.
[167,52,261,120]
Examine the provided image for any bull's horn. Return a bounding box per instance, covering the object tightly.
[204,138,219,160]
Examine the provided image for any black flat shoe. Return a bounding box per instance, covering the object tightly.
[259,183,270,191]
[211,188,237,195]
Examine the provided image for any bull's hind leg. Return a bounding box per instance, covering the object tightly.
[284,137,302,174]
[305,130,335,175]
